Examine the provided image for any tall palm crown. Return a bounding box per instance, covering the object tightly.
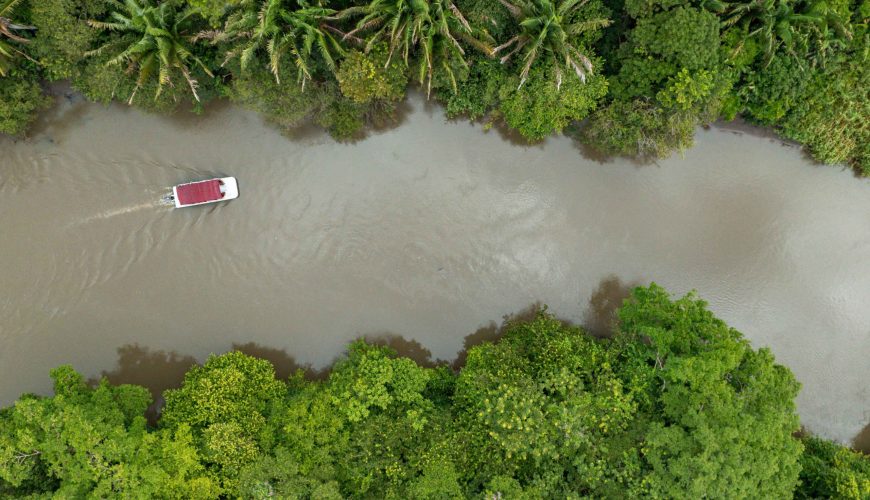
[215,0,343,88]
[802,0,853,64]
[0,0,36,77]
[493,0,609,89]
[339,0,491,95]
[88,0,213,103]
[721,0,826,64]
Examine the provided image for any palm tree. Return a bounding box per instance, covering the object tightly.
[209,0,343,89]
[339,0,492,96]
[491,0,609,89]
[87,0,213,104]
[799,0,852,64]
[721,0,828,65]
[0,0,36,77]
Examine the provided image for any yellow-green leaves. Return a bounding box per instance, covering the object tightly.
[337,45,408,103]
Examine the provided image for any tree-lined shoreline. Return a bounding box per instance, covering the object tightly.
[1,284,868,498]
[0,0,866,175]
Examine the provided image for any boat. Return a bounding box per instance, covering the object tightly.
[171,177,239,208]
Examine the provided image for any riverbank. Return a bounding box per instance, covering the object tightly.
[4,289,868,498]
[3,0,868,176]
[1,93,868,446]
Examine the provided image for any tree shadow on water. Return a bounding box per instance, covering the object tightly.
[853,422,870,454]
[362,334,441,368]
[563,122,661,168]
[231,342,329,381]
[451,303,545,370]
[94,344,197,425]
[26,85,86,144]
[96,342,330,424]
[582,275,640,338]
[359,303,548,372]
[93,298,615,424]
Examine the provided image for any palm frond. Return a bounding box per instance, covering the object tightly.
[0,0,26,17]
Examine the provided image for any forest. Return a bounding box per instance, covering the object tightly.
[1,284,868,498]
[0,0,866,174]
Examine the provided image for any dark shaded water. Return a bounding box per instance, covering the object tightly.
[1,93,868,446]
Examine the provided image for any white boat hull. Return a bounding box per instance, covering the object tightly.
[172,177,239,208]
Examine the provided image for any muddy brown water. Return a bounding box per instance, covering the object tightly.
[1,92,868,446]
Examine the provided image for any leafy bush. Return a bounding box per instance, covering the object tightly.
[777,36,870,175]
[611,6,721,100]
[797,436,870,499]
[581,98,698,159]
[228,65,331,130]
[336,46,408,104]
[317,95,369,140]
[498,64,608,141]
[442,59,507,120]
[0,74,50,136]
[29,0,110,80]
[444,60,609,142]
[740,54,808,125]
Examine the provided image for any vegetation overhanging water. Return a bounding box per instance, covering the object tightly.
[0,0,867,175]
[1,284,869,498]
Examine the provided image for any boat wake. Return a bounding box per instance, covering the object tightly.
[67,201,170,227]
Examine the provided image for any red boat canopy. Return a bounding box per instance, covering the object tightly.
[176,180,223,205]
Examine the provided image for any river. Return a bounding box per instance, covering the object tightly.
[0,91,868,446]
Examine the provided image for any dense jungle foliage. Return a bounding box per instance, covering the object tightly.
[0,0,866,174]
[1,284,868,498]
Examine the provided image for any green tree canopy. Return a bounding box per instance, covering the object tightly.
[0,366,220,497]
[1,285,864,498]
[611,5,721,100]
[498,61,607,139]
[797,435,870,499]
[614,283,804,498]
[161,351,287,489]
[453,309,645,496]
[580,0,729,159]
[161,350,286,436]
[0,75,50,135]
